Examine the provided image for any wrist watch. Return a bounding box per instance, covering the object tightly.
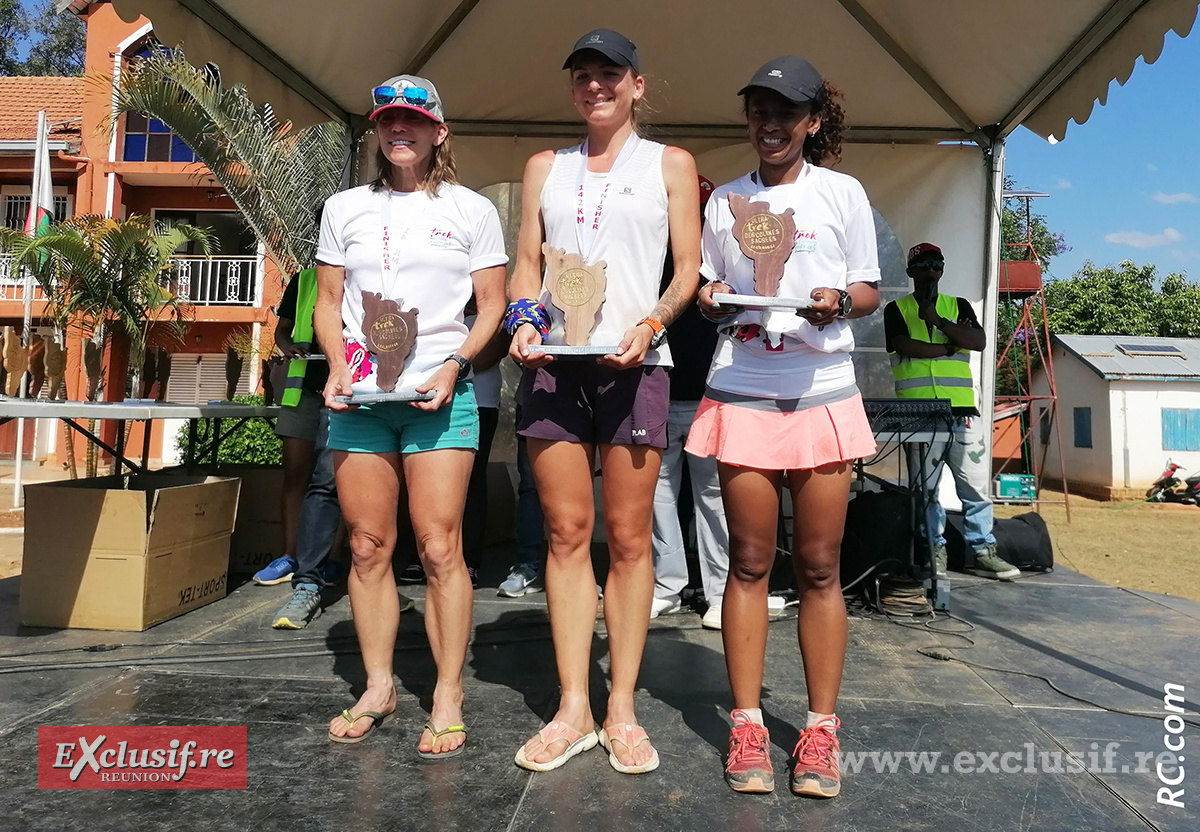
[638,317,667,349]
[934,315,951,330]
[835,289,853,318]
[445,353,471,381]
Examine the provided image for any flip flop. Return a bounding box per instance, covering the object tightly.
[417,722,468,760]
[598,724,660,774]
[328,709,391,744]
[514,721,599,772]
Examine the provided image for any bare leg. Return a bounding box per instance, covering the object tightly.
[405,448,476,755]
[518,438,598,765]
[327,450,401,739]
[280,436,314,557]
[598,442,661,768]
[718,463,782,710]
[788,462,852,715]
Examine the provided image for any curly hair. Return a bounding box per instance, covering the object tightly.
[804,81,847,167]
[742,80,848,167]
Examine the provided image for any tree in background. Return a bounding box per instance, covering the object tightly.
[0,0,29,76]
[23,0,85,76]
[1044,260,1200,338]
[109,47,344,277]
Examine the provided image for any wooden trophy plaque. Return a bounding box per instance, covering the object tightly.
[361,290,419,392]
[728,193,796,297]
[542,243,607,347]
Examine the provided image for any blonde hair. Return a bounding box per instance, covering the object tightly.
[370,130,459,193]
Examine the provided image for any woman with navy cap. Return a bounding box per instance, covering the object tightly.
[690,56,880,797]
[507,29,701,774]
[314,76,507,755]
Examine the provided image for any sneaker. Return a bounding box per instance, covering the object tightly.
[467,566,479,589]
[725,710,774,793]
[319,560,346,586]
[971,543,1020,581]
[650,596,682,618]
[702,603,722,631]
[398,562,426,584]
[791,717,841,798]
[498,563,540,597]
[272,583,322,630]
[253,556,296,586]
[398,590,416,613]
[933,544,948,578]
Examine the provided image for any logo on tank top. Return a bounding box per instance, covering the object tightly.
[793,226,818,253]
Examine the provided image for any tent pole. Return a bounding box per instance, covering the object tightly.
[980,137,1006,469]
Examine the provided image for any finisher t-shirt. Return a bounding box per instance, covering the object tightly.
[700,164,880,401]
[317,183,508,394]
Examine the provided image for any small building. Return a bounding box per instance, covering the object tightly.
[1032,335,1200,500]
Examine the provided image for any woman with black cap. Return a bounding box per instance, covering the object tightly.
[507,29,701,774]
[690,56,881,797]
[315,75,507,755]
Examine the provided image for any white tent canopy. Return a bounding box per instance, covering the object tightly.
[83,0,1200,430]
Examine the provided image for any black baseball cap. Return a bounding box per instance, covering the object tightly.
[738,56,823,104]
[563,29,640,74]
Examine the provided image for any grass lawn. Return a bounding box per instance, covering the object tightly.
[995,490,1200,603]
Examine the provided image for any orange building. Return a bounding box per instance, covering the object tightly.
[0,1,284,466]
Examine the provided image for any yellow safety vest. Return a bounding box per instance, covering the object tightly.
[281,268,318,408]
[890,293,975,409]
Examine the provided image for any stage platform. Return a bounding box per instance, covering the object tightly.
[0,551,1196,832]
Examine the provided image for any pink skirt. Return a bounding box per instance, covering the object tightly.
[685,393,877,471]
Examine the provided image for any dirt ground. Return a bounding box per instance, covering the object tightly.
[995,490,1200,603]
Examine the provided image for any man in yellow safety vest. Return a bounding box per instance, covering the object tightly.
[883,242,1020,581]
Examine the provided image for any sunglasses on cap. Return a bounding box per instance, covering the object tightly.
[372,85,431,110]
[911,260,945,271]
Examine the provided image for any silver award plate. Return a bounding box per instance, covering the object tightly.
[712,293,815,310]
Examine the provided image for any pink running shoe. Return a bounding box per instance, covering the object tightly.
[791,716,841,798]
[725,709,774,793]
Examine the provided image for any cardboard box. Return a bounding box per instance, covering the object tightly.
[162,465,283,578]
[20,474,240,631]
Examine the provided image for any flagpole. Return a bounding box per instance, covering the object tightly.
[13,111,48,508]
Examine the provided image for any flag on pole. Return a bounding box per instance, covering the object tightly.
[24,111,54,239]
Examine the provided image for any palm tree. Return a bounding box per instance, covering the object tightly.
[107,46,346,276]
[1,214,214,475]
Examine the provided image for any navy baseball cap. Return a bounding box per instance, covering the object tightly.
[563,29,640,73]
[738,56,823,104]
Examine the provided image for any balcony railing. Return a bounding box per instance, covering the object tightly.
[0,254,47,302]
[164,256,259,306]
[0,253,259,306]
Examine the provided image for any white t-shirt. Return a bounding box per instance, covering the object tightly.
[701,164,880,400]
[317,183,508,394]
[539,136,672,366]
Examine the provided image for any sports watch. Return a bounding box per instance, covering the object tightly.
[638,317,667,349]
[835,289,853,318]
[445,353,472,381]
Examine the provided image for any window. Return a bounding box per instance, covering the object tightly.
[3,195,70,230]
[1073,407,1092,449]
[1038,407,1051,444]
[165,354,252,404]
[121,44,199,164]
[1162,409,1200,452]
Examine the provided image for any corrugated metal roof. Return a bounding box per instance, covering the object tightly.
[1054,335,1200,381]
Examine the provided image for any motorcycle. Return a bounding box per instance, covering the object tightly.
[1146,459,1200,505]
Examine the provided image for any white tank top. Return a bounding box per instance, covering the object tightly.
[539,136,671,366]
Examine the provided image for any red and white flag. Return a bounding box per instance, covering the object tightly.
[23,111,53,238]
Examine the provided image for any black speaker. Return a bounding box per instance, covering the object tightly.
[841,488,912,588]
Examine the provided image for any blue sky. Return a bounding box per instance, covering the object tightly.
[1006,28,1199,281]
